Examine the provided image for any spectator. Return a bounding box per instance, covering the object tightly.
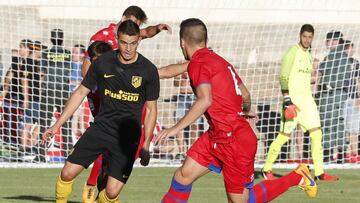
[70,44,85,91]
[1,40,31,144]
[37,28,72,162]
[317,32,352,163]
[70,44,86,143]
[325,30,344,54]
[32,41,47,60]
[19,41,44,157]
[342,40,360,163]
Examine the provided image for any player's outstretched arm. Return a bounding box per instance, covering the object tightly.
[140,100,157,166]
[154,84,211,145]
[140,24,172,39]
[41,85,90,144]
[158,62,189,79]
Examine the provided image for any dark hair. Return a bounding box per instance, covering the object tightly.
[73,44,86,54]
[122,6,147,24]
[20,39,33,49]
[30,41,47,51]
[326,30,343,40]
[180,18,207,45]
[87,41,112,62]
[50,28,64,45]
[344,40,354,50]
[117,20,140,37]
[300,24,314,34]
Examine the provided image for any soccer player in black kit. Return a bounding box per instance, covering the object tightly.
[41,20,160,203]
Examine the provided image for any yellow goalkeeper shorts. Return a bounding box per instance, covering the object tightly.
[280,98,321,134]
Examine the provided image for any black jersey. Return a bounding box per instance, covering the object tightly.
[6,56,25,104]
[23,58,42,103]
[82,50,160,136]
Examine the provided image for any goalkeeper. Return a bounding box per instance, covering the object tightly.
[262,24,338,181]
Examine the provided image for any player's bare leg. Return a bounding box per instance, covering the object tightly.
[162,156,210,202]
[60,161,85,181]
[56,162,84,203]
[97,176,124,203]
[226,189,249,203]
[174,156,209,184]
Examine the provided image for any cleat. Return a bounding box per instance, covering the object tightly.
[261,168,276,180]
[83,182,96,203]
[294,164,317,198]
[315,173,339,181]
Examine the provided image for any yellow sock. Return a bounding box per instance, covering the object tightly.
[310,129,324,176]
[97,189,120,203]
[263,133,290,171]
[55,176,74,203]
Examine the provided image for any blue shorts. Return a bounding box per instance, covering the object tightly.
[24,102,40,124]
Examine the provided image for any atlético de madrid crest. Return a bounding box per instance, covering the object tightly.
[131,76,142,88]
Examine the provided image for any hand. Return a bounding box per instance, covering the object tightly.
[139,148,150,166]
[153,127,179,145]
[40,126,58,145]
[283,96,299,119]
[157,24,172,34]
[243,110,259,125]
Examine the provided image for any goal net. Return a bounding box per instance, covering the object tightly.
[0,0,360,169]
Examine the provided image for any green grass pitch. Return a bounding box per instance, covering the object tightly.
[0,168,359,202]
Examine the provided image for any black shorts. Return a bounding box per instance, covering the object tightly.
[67,123,141,183]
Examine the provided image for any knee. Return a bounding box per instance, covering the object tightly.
[105,186,120,199]
[60,169,76,182]
[174,167,193,185]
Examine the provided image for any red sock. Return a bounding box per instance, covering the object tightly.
[249,171,302,203]
[86,155,103,186]
[162,178,192,203]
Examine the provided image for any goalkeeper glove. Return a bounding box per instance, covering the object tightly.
[139,148,150,166]
[283,95,297,119]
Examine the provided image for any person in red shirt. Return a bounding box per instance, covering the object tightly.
[155,18,318,203]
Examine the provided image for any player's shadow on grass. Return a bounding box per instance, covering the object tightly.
[3,195,81,203]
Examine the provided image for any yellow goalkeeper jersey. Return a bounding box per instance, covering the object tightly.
[279,44,313,99]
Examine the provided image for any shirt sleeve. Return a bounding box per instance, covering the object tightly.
[145,66,160,101]
[81,63,97,90]
[188,61,212,87]
[279,48,296,91]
